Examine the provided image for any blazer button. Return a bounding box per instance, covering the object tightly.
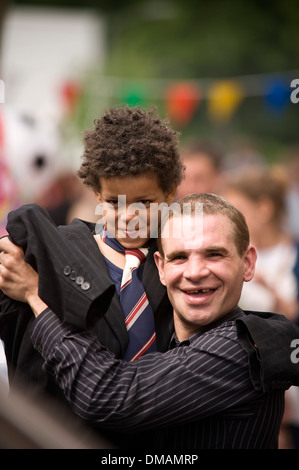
[76,276,84,286]
[64,265,71,276]
[70,270,77,281]
[81,281,90,291]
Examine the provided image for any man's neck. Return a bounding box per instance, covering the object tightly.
[173,306,243,342]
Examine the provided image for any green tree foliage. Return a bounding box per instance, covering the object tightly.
[13,0,299,155]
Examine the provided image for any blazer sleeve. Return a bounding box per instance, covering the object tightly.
[236,310,299,392]
[5,204,115,329]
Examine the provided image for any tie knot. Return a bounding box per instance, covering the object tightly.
[121,248,148,289]
[125,249,147,265]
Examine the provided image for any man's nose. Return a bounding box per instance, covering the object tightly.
[184,258,210,281]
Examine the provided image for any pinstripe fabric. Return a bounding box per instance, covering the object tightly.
[31,308,284,449]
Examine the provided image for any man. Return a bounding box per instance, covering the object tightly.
[1,193,298,449]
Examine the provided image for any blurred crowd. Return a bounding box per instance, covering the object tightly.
[1,114,299,448]
[176,139,299,449]
[177,139,299,326]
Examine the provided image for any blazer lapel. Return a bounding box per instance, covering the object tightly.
[142,241,167,315]
[61,219,128,352]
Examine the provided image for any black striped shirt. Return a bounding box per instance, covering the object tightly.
[30,308,284,449]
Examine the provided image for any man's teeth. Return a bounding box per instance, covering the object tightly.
[186,289,212,294]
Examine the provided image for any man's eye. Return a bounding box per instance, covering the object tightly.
[139,200,150,206]
[168,255,187,262]
[208,252,223,258]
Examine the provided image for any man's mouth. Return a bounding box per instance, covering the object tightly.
[181,287,217,303]
[183,288,216,295]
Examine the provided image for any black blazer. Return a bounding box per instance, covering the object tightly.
[0,204,173,400]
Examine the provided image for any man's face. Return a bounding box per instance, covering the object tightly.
[95,174,176,249]
[154,213,256,340]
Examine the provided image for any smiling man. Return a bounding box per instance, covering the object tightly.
[1,193,299,449]
[155,193,256,341]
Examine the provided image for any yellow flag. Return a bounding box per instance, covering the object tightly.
[207,80,244,123]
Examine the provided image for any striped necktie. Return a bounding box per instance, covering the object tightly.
[120,248,157,361]
[101,228,157,361]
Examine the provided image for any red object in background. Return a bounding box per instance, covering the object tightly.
[165,82,201,126]
[61,81,82,114]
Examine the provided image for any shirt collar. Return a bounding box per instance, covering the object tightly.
[169,306,244,349]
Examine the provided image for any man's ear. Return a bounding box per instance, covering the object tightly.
[243,245,257,283]
[154,251,166,286]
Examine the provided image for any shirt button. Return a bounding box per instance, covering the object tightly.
[63,265,71,276]
[76,276,84,286]
[70,270,77,281]
[81,281,90,291]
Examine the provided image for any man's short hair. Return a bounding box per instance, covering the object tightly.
[157,193,250,258]
[78,106,183,194]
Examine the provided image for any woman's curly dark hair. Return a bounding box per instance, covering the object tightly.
[78,106,183,194]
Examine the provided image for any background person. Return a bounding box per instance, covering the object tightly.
[222,167,299,322]
[176,141,224,199]
[222,168,299,448]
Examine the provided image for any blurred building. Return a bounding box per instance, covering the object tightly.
[1,6,106,121]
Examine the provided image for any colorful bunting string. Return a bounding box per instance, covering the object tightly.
[74,70,299,127]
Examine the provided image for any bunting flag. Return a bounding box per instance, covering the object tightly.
[61,80,82,114]
[65,69,299,128]
[207,79,244,123]
[121,84,147,107]
[264,79,290,113]
[165,82,201,126]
